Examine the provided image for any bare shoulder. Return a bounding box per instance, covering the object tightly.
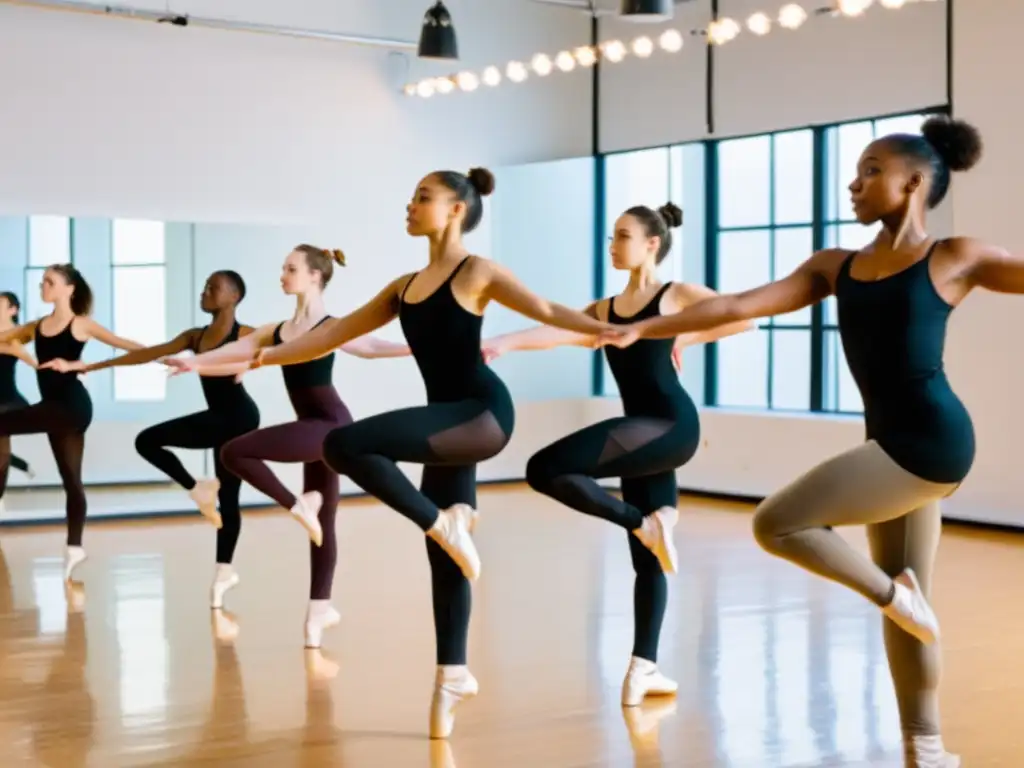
[804,248,853,290]
[588,297,611,322]
[940,236,1007,263]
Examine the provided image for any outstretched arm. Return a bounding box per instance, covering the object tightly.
[82,317,146,351]
[340,336,410,359]
[182,324,274,368]
[258,279,403,368]
[483,263,612,336]
[964,238,1024,294]
[635,253,835,340]
[0,342,37,369]
[0,322,37,346]
[81,329,197,373]
[668,283,756,347]
[482,301,602,361]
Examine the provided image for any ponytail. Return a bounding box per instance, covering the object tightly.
[49,263,93,316]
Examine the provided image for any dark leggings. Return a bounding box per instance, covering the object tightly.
[220,386,351,600]
[0,397,31,499]
[525,416,699,662]
[135,407,259,564]
[0,400,89,545]
[322,399,512,665]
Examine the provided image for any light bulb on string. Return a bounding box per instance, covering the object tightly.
[555,51,577,71]
[708,17,740,45]
[880,0,906,7]
[659,29,684,52]
[507,61,528,83]
[435,77,455,94]
[747,12,771,35]
[403,83,416,96]
[482,66,502,86]
[574,46,598,66]
[778,3,808,28]
[601,40,627,62]
[456,71,479,91]
[632,36,655,57]
[837,0,873,16]
[416,80,435,98]
[531,53,553,76]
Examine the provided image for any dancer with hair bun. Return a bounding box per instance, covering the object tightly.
[1,264,145,580]
[483,202,751,708]
[233,168,618,739]
[606,115,1013,768]
[166,245,409,646]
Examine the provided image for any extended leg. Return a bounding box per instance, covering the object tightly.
[868,508,956,767]
[752,440,955,644]
[303,459,342,649]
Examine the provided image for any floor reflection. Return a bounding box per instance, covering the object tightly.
[0,489,1019,766]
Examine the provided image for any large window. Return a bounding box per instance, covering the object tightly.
[25,216,72,322]
[714,130,814,410]
[598,108,940,415]
[111,219,167,402]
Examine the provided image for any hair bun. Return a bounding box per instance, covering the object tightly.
[657,202,683,229]
[330,248,346,267]
[467,167,495,197]
[921,115,983,173]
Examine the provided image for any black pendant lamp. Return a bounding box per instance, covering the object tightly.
[620,0,673,22]
[418,1,458,60]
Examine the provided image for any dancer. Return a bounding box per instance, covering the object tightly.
[233,168,619,739]
[167,246,409,647]
[604,115,1012,767]
[481,202,751,707]
[42,270,261,607]
[0,264,144,579]
[0,292,38,504]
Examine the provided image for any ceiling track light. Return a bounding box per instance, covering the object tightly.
[620,0,674,22]
[417,1,458,60]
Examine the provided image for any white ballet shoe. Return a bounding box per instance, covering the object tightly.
[621,656,678,707]
[189,479,222,529]
[210,564,240,609]
[882,568,940,645]
[290,491,324,546]
[904,734,960,767]
[427,505,481,581]
[632,506,679,574]
[304,601,340,649]
[429,665,478,739]
[63,546,87,581]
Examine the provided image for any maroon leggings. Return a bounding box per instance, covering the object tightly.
[220,386,351,599]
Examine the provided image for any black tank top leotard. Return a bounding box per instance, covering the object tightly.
[192,323,259,420]
[273,317,335,391]
[35,319,92,431]
[0,352,26,407]
[605,283,700,431]
[836,243,975,484]
[398,256,515,435]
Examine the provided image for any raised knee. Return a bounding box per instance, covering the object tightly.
[134,430,155,457]
[218,439,240,468]
[751,501,785,554]
[524,452,555,493]
[321,425,356,468]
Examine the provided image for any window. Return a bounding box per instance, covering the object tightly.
[25,216,72,323]
[820,111,933,414]
[713,129,814,410]
[111,219,167,402]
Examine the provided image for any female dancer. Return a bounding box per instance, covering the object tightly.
[43,269,259,608]
[605,115,1011,767]
[230,168,620,739]
[481,202,751,707]
[0,292,38,502]
[0,264,144,580]
[166,245,409,647]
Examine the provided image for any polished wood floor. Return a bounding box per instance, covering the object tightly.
[0,486,1021,767]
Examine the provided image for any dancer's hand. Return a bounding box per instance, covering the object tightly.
[598,324,642,350]
[163,356,198,376]
[671,339,684,372]
[39,358,85,373]
[481,340,506,364]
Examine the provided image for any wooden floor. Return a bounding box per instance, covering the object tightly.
[0,487,1022,767]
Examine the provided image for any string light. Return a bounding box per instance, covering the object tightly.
[405,0,942,97]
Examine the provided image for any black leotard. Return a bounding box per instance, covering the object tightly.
[273,317,335,391]
[192,322,259,420]
[35,320,92,431]
[0,354,24,407]
[836,243,975,484]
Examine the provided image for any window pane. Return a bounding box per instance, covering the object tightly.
[823,329,863,413]
[772,227,813,325]
[718,135,771,228]
[717,230,770,293]
[113,219,166,265]
[770,329,811,410]
[716,329,768,409]
[873,113,927,138]
[773,130,813,225]
[113,266,166,401]
[832,122,873,222]
[24,268,47,321]
[28,216,70,266]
